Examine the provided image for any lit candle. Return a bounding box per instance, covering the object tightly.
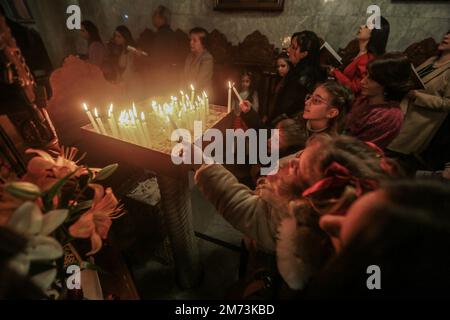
[128,110,140,145]
[108,104,120,139]
[203,91,210,118]
[141,112,151,147]
[83,103,101,133]
[119,111,132,142]
[190,84,195,104]
[134,111,147,147]
[232,85,244,104]
[94,108,107,135]
[228,82,232,113]
[180,91,186,106]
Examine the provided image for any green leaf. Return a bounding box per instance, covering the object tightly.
[92,164,119,182]
[69,200,93,215]
[43,170,77,211]
[5,182,43,200]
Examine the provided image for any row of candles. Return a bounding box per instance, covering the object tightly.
[83,84,243,147]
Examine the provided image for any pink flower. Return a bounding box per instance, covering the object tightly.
[22,147,88,191]
[69,184,124,256]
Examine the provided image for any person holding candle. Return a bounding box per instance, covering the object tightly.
[232,70,260,130]
[183,27,214,97]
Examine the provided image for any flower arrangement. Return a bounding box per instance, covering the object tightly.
[0,146,124,298]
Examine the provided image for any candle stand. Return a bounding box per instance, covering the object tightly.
[80,105,231,289]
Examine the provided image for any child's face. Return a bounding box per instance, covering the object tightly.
[277,58,290,77]
[241,75,251,91]
[303,86,339,122]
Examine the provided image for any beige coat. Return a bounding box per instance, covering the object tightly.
[195,164,333,290]
[183,50,214,93]
[388,57,450,155]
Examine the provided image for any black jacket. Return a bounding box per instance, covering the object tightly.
[269,61,326,126]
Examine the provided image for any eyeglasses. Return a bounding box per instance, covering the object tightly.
[305,94,333,107]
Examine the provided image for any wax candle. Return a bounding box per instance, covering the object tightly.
[190,84,195,104]
[232,85,244,104]
[228,82,232,113]
[94,108,107,135]
[128,110,140,145]
[203,91,209,118]
[83,103,101,133]
[108,104,120,139]
[180,91,186,106]
[141,112,151,147]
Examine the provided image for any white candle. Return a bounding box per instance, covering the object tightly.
[83,103,101,133]
[190,84,195,104]
[141,112,151,147]
[94,108,107,135]
[108,104,120,139]
[180,91,186,106]
[227,82,232,113]
[203,91,209,119]
[232,85,243,104]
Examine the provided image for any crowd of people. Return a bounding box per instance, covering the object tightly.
[2,3,450,300]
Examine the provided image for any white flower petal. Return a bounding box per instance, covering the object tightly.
[31,268,57,291]
[7,253,30,276]
[28,236,63,261]
[41,209,68,236]
[8,202,43,235]
[26,149,55,163]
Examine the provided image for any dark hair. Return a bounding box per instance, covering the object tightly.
[238,70,257,104]
[291,30,321,66]
[290,30,326,92]
[309,179,450,299]
[189,27,209,49]
[367,16,390,56]
[153,5,171,25]
[320,81,354,134]
[276,52,293,73]
[81,20,103,45]
[115,25,136,48]
[0,4,5,16]
[367,52,412,102]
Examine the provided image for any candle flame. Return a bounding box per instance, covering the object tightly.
[203,91,208,98]
[94,108,99,118]
[228,81,232,89]
[190,84,195,91]
[141,112,145,121]
[83,103,88,111]
[180,90,184,96]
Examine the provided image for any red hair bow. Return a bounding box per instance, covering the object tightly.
[364,141,394,174]
[302,162,379,198]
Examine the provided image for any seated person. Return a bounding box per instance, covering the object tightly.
[183,27,214,95]
[345,53,411,149]
[243,81,353,158]
[253,31,326,128]
[80,20,106,68]
[330,16,390,95]
[264,53,293,124]
[192,135,398,295]
[387,30,450,166]
[311,179,450,299]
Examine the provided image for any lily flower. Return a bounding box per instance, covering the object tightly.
[23,147,88,191]
[69,184,124,256]
[7,201,68,291]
